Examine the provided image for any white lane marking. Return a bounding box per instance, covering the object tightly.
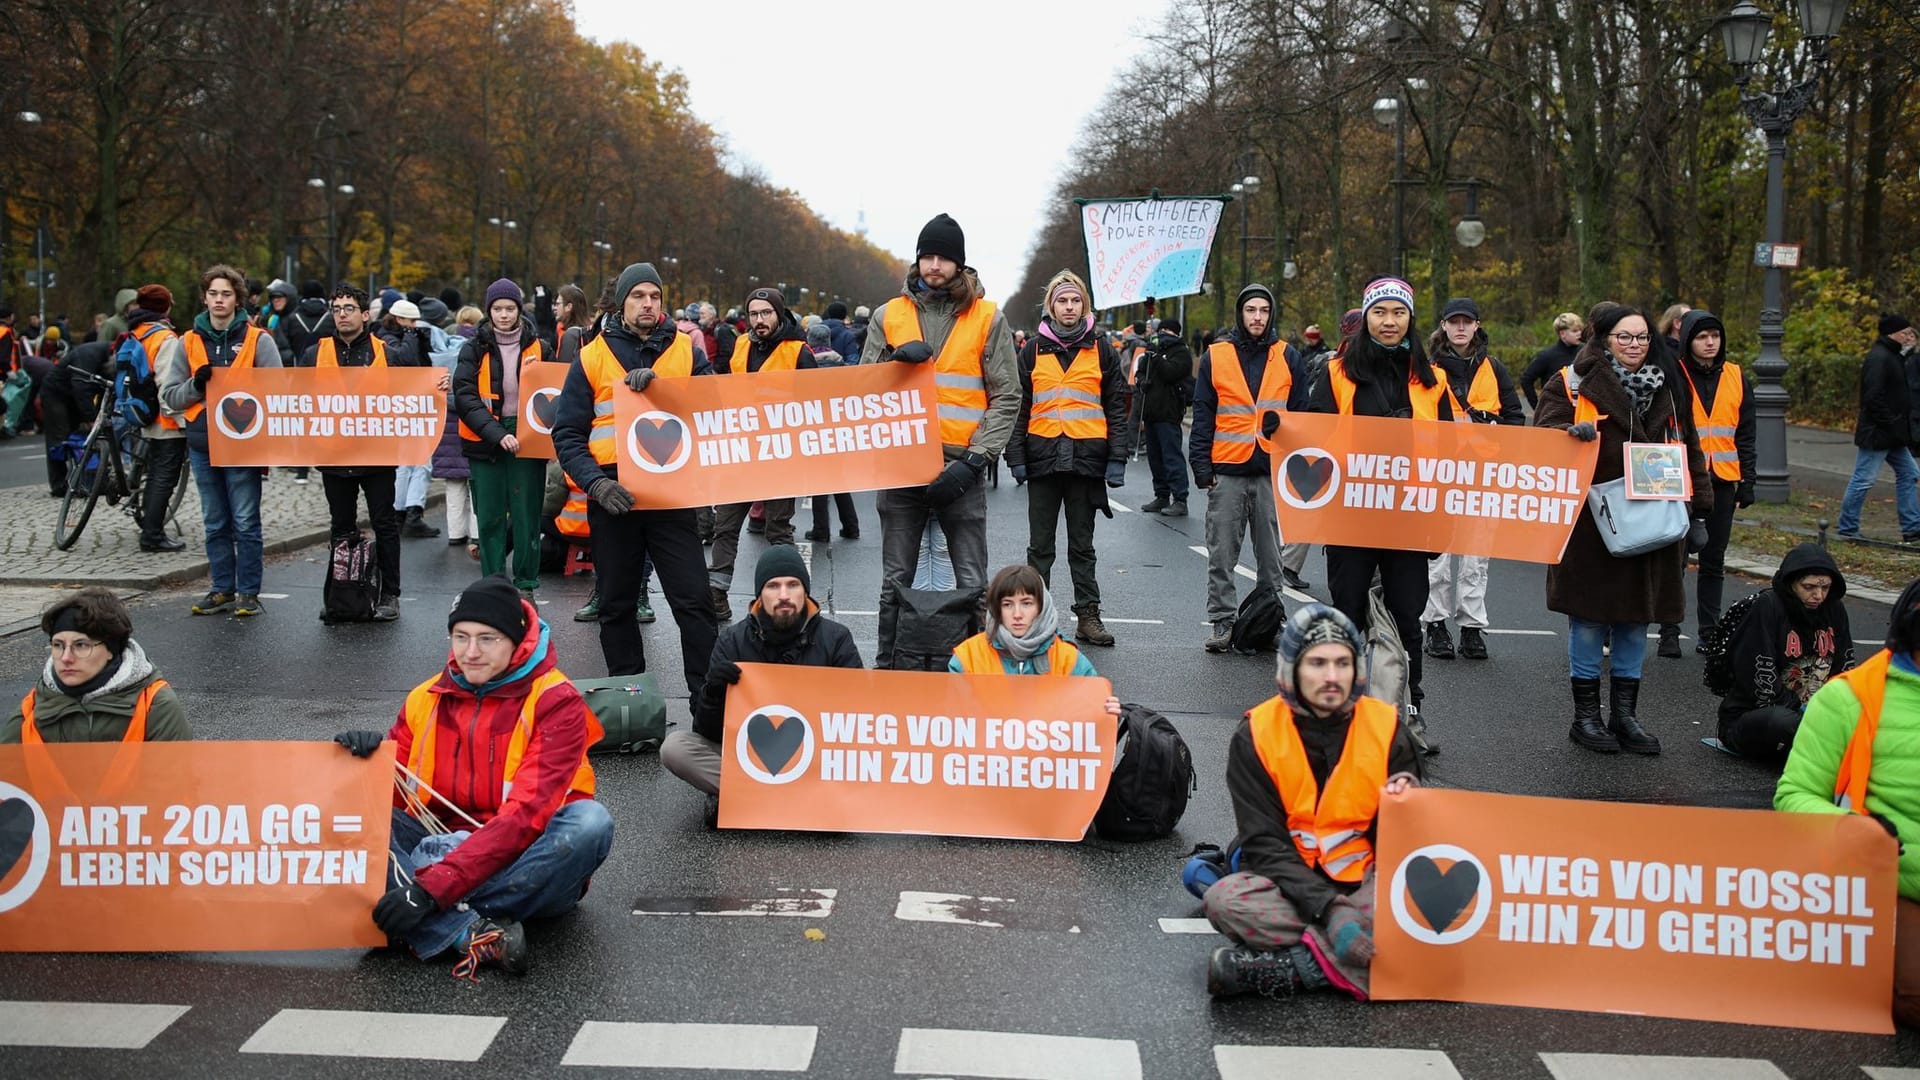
[1157,917,1217,934]
[1482,628,1559,636]
[1863,1069,1920,1079]
[238,1009,506,1061]
[1189,544,1209,557]
[561,1021,817,1071]
[1103,618,1165,625]
[632,888,836,918]
[1234,566,1257,581]
[831,610,879,616]
[1538,1054,1789,1080]
[894,1027,1142,1079]
[893,892,1080,932]
[0,1001,191,1049]
[1282,587,1315,603]
[256,593,291,600]
[1217,1045,1463,1079]
[1110,502,1132,513]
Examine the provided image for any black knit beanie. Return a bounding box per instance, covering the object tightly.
[753,545,810,596]
[448,575,528,641]
[916,213,966,266]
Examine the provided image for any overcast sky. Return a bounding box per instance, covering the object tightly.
[572,0,1170,305]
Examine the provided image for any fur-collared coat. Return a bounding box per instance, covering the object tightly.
[1534,343,1711,625]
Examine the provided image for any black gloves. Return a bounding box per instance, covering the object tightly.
[624,367,657,393]
[1872,812,1906,855]
[589,476,634,515]
[1260,411,1281,438]
[926,454,984,508]
[192,366,213,391]
[1105,460,1126,488]
[1736,482,1755,509]
[1686,519,1710,554]
[1010,463,1028,483]
[891,341,935,364]
[372,883,436,937]
[1194,470,1214,490]
[710,658,742,685]
[1567,422,1598,442]
[334,730,385,758]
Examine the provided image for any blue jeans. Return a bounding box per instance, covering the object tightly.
[1838,447,1920,535]
[393,464,432,510]
[1143,421,1188,500]
[189,447,263,595]
[1568,617,1649,680]
[385,800,614,959]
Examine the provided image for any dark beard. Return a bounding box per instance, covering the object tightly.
[762,607,804,635]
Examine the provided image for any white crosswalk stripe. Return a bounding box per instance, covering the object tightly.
[1539,1053,1789,1079]
[894,1027,1141,1079]
[0,1001,191,1049]
[1216,1045,1463,1079]
[561,1021,817,1071]
[238,1008,506,1061]
[1157,917,1217,934]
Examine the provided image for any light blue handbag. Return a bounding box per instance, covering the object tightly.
[1586,477,1688,556]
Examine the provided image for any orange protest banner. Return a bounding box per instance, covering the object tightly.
[1371,788,1897,1033]
[206,367,446,467]
[1267,413,1600,562]
[515,362,570,459]
[718,663,1115,841]
[612,362,943,509]
[0,741,392,952]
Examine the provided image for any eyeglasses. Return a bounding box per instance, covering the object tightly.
[1610,332,1652,346]
[48,638,103,658]
[330,304,361,315]
[450,631,509,651]
[745,309,779,321]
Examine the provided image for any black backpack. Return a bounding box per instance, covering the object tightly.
[320,531,382,624]
[879,581,983,671]
[1230,586,1284,654]
[1094,704,1195,841]
[1701,591,1765,696]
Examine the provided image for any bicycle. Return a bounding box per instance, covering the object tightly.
[52,369,188,551]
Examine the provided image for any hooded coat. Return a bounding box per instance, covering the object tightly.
[3,640,189,743]
[282,296,333,365]
[1669,310,1756,485]
[1190,284,1299,484]
[1719,543,1852,726]
[1008,315,1129,479]
[858,266,1021,462]
[1140,327,1195,424]
[384,606,595,906]
[1856,334,1913,451]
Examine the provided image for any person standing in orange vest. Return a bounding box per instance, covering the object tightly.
[1007,270,1129,648]
[707,287,817,621]
[1420,296,1523,662]
[1205,604,1420,998]
[163,265,284,617]
[1664,309,1755,653]
[332,575,612,980]
[124,284,192,554]
[859,213,1021,668]
[3,588,189,743]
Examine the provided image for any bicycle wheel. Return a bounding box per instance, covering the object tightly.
[166,464,190,535]
[53,433,112,550]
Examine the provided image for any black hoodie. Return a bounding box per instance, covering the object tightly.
[283,297,333,366]
[1719,543,1853,727]
[1670,309,1756,486]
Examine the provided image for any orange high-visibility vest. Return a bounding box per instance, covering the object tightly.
[1028,347,1107,441]
[128,323,182,429]
[952,632,1081,676]
[1681,362,1745,482]
[557,476,591,539]
[1832,649,1893,814]
[1326,357,1447,420]
[459,337,548,442]
[180,324,261,424]
[1208,341,1292,463]
[1465,358,1501,414]
[728,335,803,374]
[1560,365,1606,427]
[882,297,995,448]
[18,680,169,744]
[1248,693,1398,883]
[314,335,389,369]
[579,331,695,466]
[399,668,599,808]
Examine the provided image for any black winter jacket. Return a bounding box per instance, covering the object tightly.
[1855,336,1912,450]
[1520,339,1579,408]
[552,319,713,494]
[1718,543,1853,730]
[453,317,551,461]
[693,603,864,741]
[301,329,426,477]
[1427,328,1524,426]
[1140,329,1194,424]
[1008,318,1129,478]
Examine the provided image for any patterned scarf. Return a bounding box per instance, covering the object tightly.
[1609,353,1665,416]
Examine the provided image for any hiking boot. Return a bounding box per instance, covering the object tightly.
[372,595,401,622]
[1424,621,1455,659]
[1282,568,1311,592]
[451,919,529,980]
[710,586,731,621]
[805,528,831,542]
[402,507,440,538]
[1657,625,1682,659]
[637,592,656,624]
[192,591,235,616]
[1075,609,1116,647]
[1607,677,1661,754]
[574,590,601,622]
[1404,704,1439,755]
[1458,626,1488,660]
[1568,677,1617,752]
[1206,944,1330,998]
[1205,620,1234,653]
[232,594,265,618]
[1140,495,1169,514]
[1161,499,1188,517]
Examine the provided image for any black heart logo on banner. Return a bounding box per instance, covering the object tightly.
[220,397,259,433]
[0,798,36,884]
[745,712,807,777]
[1286,454,1335,502]
[1405,854,1480,935]
[633,416,684,466]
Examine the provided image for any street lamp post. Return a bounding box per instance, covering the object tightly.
[306,173,355,287]
[1717,0,1848,503]
[1372,95,1408,280]
[592,240,612,287]
[1229,172,1261,292]
[488,214,518,278]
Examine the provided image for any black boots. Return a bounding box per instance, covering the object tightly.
[1207,944,1331,997]
[1569,677,1616,752]
[1607,677,1661,754]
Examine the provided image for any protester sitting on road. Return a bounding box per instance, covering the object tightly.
[4,588,189,743]
[1715,543,1853,764]
[663,546,864,797]
[1534,302,1711,756]
[333,575,613,979]
[947,565,1122,716]
[1775,576,1920,1027]
[1205,603,1419,999]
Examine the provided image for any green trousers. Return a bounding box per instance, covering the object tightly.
[469,419,548,591]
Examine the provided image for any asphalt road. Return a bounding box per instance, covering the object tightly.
[1,459,1915,1079]
[0,436,53,491]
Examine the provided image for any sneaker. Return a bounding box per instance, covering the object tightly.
[372,596,401,622]
[1139,496,1170,514]
[710,586,731,621]
[574,590,601,622]
[1458,626,1487,660]
[1835,529,1863,541]
[232,594,265,617]
[1205,621,1234,653]
[1282,568,1311,592]
[192,591,235,616]
[139,537,187,553]
[1206,944,1328,998]
[637,595,656,624]
[1904,532,1920,545]
[1657,625,1682,659]
[450,919,529,980]
[1424,621,1455,659]
[1161,499,1188,517]
[293,476,309,485]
